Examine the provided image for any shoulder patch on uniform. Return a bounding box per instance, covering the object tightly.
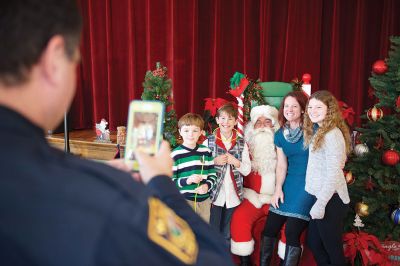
[147,197,198,265]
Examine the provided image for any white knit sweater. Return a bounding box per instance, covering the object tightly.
[305,127,350,219]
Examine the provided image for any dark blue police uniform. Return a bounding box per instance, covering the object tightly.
[0,106,234,266]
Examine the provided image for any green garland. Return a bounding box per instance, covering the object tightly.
[242,79,266,122]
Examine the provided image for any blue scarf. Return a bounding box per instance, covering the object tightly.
[283,123,303,143]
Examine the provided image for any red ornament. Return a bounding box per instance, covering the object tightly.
[372,60,388,75]
[382,150,400,166]
[396,96,400,109]
[367,106,383,121]
[302,73,311,84]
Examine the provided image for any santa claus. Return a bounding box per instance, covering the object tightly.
[230,105,279,266]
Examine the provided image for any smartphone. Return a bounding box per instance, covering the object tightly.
[124,100,164,171]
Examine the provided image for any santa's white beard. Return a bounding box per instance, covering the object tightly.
[248,128,276,175]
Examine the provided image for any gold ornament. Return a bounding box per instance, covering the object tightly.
[344,171,355,185]
[355,202,369,217]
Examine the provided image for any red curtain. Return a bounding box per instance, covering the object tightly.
[71,0,400,130]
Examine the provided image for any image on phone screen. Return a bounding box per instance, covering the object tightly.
[124,100,164,171]
[126,112,158,161]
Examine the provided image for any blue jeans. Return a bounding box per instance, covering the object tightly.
[210,204,235,248]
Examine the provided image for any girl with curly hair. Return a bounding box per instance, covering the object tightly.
[303,90,351,265]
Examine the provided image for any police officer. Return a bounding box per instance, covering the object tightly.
[0,1,233,265]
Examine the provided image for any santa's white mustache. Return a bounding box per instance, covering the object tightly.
[253,127,274,135]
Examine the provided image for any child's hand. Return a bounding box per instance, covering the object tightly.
[226,153,240,168]
[194,184,209,194]
[214,154,227,165]
[187,174,203,184]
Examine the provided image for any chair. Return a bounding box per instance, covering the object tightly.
[257,82,293,109]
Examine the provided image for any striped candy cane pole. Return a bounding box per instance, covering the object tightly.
[236,94,244,138]
[302,73,312,96]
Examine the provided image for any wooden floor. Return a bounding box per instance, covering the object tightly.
[46,129,125,161]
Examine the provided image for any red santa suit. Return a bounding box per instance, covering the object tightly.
[230,105,279,257]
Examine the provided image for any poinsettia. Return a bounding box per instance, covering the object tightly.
[343,231,390,266]
[338,101,356,126]
[204,98,229,116]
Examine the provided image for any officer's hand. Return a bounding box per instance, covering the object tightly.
[135,141,173,184]
[194,184,209,194]
[106,159,141,182]
[106,158,131,171]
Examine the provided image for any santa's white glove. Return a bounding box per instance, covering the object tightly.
[309,200,326,220]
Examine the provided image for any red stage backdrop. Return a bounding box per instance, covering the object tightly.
[71,0,400,130]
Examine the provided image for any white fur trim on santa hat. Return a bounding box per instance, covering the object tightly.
[231,238,255,256]
[250,105,279,130]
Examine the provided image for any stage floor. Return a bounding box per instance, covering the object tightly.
[46,129,124,161]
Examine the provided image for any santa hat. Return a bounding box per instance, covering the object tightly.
[250,105,279,131]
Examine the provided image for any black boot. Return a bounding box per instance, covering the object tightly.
[239,255,251,266]
[282,245,302,266]
[260,236,276,266]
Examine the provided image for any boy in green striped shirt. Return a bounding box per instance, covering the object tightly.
[171,113,217,222]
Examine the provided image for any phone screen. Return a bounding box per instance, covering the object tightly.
[124,100,164,171]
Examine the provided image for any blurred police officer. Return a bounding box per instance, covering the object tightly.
[0,1,233,265]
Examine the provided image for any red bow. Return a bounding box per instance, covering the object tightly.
[228,78,249,97]
[338,101,355,126]
[343,231,390,266]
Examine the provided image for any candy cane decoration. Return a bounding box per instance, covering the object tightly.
[302,73,312,96]
[236,94,244,138]
[228,72,248,138]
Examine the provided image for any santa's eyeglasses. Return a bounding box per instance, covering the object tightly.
[254,119,272,127]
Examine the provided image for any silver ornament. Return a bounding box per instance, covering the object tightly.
[354,143,369,157]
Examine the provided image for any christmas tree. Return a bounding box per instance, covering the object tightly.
[141,62,179,147]
[344,36,400,240]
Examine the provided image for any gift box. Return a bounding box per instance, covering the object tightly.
[381,241,400,266]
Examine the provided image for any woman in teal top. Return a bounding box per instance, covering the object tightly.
[260,91,314,266]
[272,124,314,219]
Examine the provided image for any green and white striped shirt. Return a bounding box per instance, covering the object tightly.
[171,144,217,201]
